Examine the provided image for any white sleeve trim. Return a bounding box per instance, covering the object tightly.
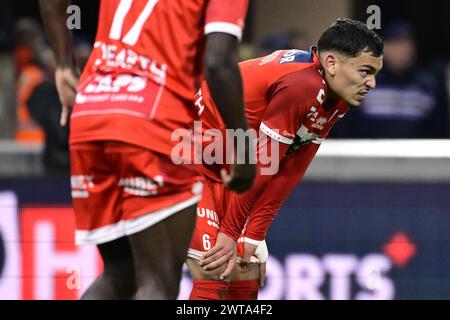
[205,22,243,41]
[236,238,268,264]
[260,122,294,145]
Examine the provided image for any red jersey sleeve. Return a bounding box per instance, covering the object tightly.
[245,143,320,241]
[218,74,313,241]
[219,169,273,241]
[218,115,291,241]
[205,0,249,41]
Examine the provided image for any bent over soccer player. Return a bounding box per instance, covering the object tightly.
[187,19,384,299]
[39,0,256,300]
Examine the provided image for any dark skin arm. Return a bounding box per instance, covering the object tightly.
[39,0,75,67]
[204,33,256,194]
[200,33,257,279]
[39,0,79,126]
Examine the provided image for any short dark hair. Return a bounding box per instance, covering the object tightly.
[318,19,384,57]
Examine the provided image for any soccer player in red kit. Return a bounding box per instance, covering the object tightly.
[187,19,384,299]
[39,0,256,299]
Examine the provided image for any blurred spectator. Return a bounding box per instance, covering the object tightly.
[27,77,69,176]
[239,43,257,61]
[428,56,450,133]
[14,18,46,144]
[12,17,92,176]
[258,33,290,56]
[258,29,309,57]
[0,1,15,139]
[287,29,308,50]
[332,22,449,138]
[27,38,92,177]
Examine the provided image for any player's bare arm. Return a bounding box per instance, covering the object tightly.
[39,0,79,126]
[204,33,256,193]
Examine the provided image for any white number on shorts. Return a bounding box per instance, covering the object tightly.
[202,234,211,251]
[109,0,160,46]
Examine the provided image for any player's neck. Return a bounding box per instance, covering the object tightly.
[326,88,340,101]
[322,72,340,102]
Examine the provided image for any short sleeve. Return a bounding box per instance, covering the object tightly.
[205,0,249,41]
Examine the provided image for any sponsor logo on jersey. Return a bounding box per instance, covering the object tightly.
[279,49,313,64]
[312,116,328,130]
[197,207,219,229]
[118,176,164,196]
[93,41,167,84]
[71,176,95,199]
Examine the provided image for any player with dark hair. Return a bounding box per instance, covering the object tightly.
[187,18,384,300]
[39,0,255,300]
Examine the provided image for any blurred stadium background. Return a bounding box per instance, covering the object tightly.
[0,0,450,299]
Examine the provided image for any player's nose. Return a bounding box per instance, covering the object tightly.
[365,75,376,89]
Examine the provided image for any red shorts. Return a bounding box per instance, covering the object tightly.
[188,179,255,262]
[70,141,203,245]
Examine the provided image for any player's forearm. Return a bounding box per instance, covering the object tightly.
[246,145,320,239]
[219,193,256,241]
[204,33,248,132]
[244,168,295,241]
[245,204,280,241]
[220,170,273,241]
[219,139,288,240]
[39,0,76,68]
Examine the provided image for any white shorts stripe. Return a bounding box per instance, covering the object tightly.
[75,194,201,245]
[187,248,205,261]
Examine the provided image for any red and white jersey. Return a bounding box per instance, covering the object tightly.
[70,0,248,155]
[80,0,248,99]
[196,48,349,241]
[197,47,348,181]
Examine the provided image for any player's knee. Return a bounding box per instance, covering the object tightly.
[231,262,260,281]
[186,258,227,281]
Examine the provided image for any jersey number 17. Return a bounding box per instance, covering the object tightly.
[109,0,159,46]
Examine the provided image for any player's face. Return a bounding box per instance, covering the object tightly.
[332,51,383,107]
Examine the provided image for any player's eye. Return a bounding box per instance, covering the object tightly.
[359,70,369,77]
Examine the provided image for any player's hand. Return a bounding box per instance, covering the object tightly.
[221,163,256,194]
[55,67,79,126]
[199,232,236,280]
[243,240,268,287]
[241,242,257,270]
[221,139,256,193]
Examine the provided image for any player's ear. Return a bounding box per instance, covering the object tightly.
[322,53,337,77]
